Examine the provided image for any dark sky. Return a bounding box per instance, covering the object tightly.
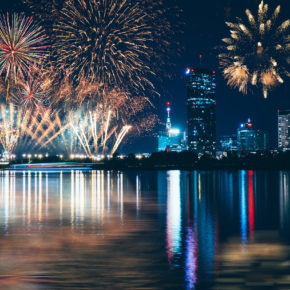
[142,0,290,153]
[1,0,290,153]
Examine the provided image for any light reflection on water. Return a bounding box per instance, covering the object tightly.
[0,170,289,289]
[0,170,140,231]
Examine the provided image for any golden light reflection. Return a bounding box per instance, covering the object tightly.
[0,170,152,289]
[166,170,181,260]
[0,170,139,232]
[136,175,141,212]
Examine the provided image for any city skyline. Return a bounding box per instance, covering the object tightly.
[0,1,289,289]
[126,0,290,153]
[0,0,288,154]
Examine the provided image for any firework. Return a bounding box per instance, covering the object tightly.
[0,104,69,155]
[0,13,49,82]
[50,72,103,109]
[52,0,153,89]
[12,65,51,110]
[0,103,20,153]
[0,102,135,157]
[219,0,289,98]
[68,103,132,156]
[0,75,157,157]
[22,0,64,35]
[51,0,181,94]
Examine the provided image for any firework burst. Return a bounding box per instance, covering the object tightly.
[53,0,154,90]
[12,65,51,110]
[0,13,49,82]
[51,0,181,95]
[219,0,289,98]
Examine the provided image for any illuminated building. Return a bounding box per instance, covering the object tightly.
[218,134,237,152]
[278,110,290,151]
[237,119,268,151]
[157,102,187,152]
[255,130,269,151]
[186,67,216,155]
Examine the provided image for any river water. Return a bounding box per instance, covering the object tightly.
[0,170,289,289]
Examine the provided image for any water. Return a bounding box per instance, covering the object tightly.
[0,169,289,289]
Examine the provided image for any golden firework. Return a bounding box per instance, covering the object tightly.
[219,0,289,98]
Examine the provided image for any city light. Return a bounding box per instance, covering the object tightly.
[169,128,180,135]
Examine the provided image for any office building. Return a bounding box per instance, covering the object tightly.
[255,130,269,151]
[219,134,237,152]
[237,119,268,151]
[186,67,216,155]
[278,110,290,151]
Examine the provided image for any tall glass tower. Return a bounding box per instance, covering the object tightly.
[185,67,216,155]
[278,109,290,151]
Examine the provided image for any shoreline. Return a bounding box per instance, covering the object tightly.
[3,163,290,171]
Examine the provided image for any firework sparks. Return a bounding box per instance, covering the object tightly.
[0,100,139,158]
[51,0,181,95]
[12,65,50,110]
[0,104,68,155]
[53,0,154,89]
[68,106,131,157]
[0,13,49,82]
[0,76,156,157]
[50,73,103,109]
[111,125,132,155]
[0,103,20,153]
[219,0,289,98]
[223,64,249,94]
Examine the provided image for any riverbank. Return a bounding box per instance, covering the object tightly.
[6,151,290,170]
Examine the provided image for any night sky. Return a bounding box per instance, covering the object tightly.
[1,0,290,153]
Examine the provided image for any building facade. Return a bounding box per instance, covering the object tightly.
[186,67,216,155]
[278,110,290,151]
[219,134,237,152]
[237,119,268,151]
[157,102,187,152]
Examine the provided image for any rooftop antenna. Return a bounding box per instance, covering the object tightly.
[199,54,203,66]
[166,101,171,130]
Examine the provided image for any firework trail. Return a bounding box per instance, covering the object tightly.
[0,102,135,158]
[0,75,157,157]
[219,0,289,98]
[111,125,132,155]
[0,104,68,155]
[0,103,20,153]
[68,106,131,157]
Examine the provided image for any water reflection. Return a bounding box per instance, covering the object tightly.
[0,170,288,289]
[0,170,143,233]
[280,171,290,241]
[166,170,182,260]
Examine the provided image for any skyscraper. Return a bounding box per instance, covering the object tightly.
[186,67,216,155]
[237,120,256,151]
[278,110,290,151]
[237,119,268,151]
